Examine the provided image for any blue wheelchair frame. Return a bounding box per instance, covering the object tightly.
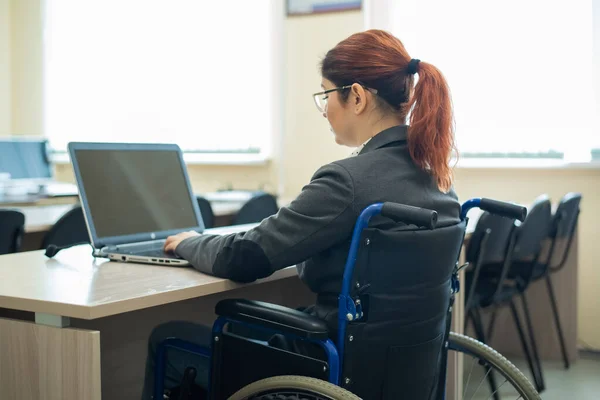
[154,198,524,399]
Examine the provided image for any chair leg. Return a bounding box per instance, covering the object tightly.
[486,306,498,344]
[520,293,545,392]
[472,309,500,400]
[470,309,486,343]
[509,300,542,392]
[545,274,570,369]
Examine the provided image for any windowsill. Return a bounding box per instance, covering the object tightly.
[453,158,600,169]
[50,152,271,166]
[50,152,599,169]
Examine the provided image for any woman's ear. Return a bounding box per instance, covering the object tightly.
[351,83,367,115]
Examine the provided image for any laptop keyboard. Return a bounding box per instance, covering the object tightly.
[115,241,182,259]
[136,249,179,258]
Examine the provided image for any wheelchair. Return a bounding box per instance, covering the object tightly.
[154,198,541,400]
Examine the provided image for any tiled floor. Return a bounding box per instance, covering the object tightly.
[461,352,600,399]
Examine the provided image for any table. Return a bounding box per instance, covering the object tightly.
[2,190,281,234]
[12,202,246,234]
[0,224,321,400]
[0,197,251,251]
[0,182,79,207]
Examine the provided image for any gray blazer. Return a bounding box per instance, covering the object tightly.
[176,125,461,291]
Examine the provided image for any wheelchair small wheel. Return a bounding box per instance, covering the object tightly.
[228,375,361,400]
[448,332,541,400]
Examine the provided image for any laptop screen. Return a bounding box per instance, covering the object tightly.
[71,145,202,244]
[0,139,52,180]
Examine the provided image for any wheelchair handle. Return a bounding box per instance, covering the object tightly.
[381,202,438,229]
[480,198,527,221]
[461,198,527,221]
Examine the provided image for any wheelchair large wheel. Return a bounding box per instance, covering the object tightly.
[449,332,541,400]
[228,375,361,400]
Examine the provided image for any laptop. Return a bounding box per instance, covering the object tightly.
[0,137,79,198]
[68,142,205,266]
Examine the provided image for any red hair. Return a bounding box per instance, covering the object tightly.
[321,30,455,192]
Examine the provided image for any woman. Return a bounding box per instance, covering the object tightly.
[142,29,460,399]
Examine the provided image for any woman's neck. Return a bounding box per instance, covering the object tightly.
[356,116,405,145]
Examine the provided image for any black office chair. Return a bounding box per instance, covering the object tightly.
[464,210,534,399]
[40,206,90,249]
[196,196,215,229]
[531,192,581,369]
[497,195,553,392]
[0,210,25,254]
[231,192,279,226]
[465,211,518,318]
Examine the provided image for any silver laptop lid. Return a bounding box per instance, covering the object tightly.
[68,142,204,249]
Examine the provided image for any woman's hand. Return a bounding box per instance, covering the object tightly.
[164,231,200,253]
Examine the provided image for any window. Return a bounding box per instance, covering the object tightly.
[43,1,282,159]
[366,0,598,163]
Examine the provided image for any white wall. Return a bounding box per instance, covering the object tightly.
[594,0,600,143]
[282,11,364,198]
[0,0,10,135]
[10,0,42,135]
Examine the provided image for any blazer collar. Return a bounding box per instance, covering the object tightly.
[359,125,408,155]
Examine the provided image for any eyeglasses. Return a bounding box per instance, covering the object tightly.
[312,86,351,113]
[312,85,378,113]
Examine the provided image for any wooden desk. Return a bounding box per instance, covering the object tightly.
[17,204,76,233]
[2,191,288,238]
[7,201,246,234]
[0,201,246,252]
[0,182,79,207]
[0,224,320,399]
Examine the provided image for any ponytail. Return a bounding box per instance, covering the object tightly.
[407,61,455,193]
[321,30,456,192]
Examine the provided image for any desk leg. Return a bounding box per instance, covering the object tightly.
[35,312,71,327]
[0,316,102,400]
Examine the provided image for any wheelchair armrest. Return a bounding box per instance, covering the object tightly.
[215,299,329,340]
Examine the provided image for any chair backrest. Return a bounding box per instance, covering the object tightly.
[232,192,279,226]
[196,196,215,229]
[506,195,552,287]
[464,211,518,308]
[466,211,516,265]
[512,195,553,262]
[41,206,90,249]
[547,192,581,270]
[552,192,581,239]
[0,210,25,254]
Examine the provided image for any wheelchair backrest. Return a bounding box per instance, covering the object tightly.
[341,221,466,399]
